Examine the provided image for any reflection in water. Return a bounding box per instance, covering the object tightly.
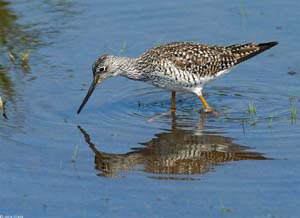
[78,115,268,179]
[0,1,17,47]
[0,66,14,101]
[0,1,17,101]
[0,1,40,51]
[0,1,40,102]
[0,0,76,118]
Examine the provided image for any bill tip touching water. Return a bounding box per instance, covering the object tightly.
[77,41,278,114]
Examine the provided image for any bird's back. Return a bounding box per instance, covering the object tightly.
[139,41,278,78]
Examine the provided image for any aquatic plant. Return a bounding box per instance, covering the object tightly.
[220,202,233,214]
[247,120,256,126]
[290,106,297,123]
[7,49,31,69]
[248,99,256,115]
[268,116,273,128]
[119,41,127,54]
[8,50,16,62]
[0,96,3,109]
[72,144,79,162]
[0,96,8,119]
[20,50,31,65]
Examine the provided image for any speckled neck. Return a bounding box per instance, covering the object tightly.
[111,56,141,80]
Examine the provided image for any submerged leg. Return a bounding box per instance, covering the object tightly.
[147,91,176,122]
[198,95,213,112]
[171,91,176,112]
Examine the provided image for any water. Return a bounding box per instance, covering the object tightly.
[0,0,300,217]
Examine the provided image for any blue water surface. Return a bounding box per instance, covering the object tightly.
[0,0,300,217]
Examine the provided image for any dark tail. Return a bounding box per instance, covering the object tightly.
[228,41,278,64]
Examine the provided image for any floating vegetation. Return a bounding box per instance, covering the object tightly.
[21,50,31,63]
[119,41,127,54]
[71,144,79,162]
[268,116,273,129]
[220,202,233,214]
[248,99,256,115]
[0,96,8,119]
[247,120,256,126]
[20,50,31,69]
[290,106,297,124]
[6,49,31,69]
[0,96,3,109]
[8,50,16,62]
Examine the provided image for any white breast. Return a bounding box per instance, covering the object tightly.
[147,59,233,94]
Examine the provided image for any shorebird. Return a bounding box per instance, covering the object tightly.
[77,41,277,114]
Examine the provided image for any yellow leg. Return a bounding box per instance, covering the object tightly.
[171,91,176,112]
[198,95,213,112]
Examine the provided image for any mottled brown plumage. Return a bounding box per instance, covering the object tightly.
[139,41,278,78]
[77,41,278,114]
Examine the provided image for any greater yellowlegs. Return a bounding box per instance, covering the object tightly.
[77,41,277,114]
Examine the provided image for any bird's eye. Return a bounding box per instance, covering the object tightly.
[99,67,105,72]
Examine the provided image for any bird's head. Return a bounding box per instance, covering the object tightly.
[77,54,136,114]
[77,54,117,114]
[92,54,121,80]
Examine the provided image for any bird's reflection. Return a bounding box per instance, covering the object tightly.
[78,114,267,179]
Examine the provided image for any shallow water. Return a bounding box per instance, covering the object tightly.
[1,0,300,217]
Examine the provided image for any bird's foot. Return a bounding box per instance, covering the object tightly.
[204,107,213,113]
[147,110,172,122]
[199,107,220,116]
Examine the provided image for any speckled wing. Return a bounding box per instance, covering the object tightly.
[226,41,278,64]
[141,41,277,78]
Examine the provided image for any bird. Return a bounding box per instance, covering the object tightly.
[77,41,278,114]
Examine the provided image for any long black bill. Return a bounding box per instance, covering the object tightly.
[77,76,99,114]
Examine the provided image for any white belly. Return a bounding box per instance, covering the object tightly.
[147,69,231,95]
